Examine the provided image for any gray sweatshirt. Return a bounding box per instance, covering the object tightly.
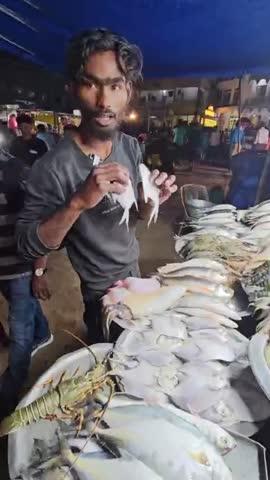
[16,132,142,299]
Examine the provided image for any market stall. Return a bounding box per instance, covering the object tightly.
[4,191,270,479]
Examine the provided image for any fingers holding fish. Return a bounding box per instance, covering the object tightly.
[94,165,130,190]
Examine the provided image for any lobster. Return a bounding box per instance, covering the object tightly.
[0,330,115,437]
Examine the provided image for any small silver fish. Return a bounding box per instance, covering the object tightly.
[139,164,160,226]
[112,179,138,227]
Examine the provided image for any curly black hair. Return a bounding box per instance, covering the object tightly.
[66,28,143,87]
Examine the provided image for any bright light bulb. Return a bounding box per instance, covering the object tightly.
[129,111,137,121]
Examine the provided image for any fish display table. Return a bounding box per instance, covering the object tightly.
[8,344,268,480]
[7,198,270,479]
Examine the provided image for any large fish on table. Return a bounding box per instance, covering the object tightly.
[60,446,163,480]
[96,417,232,480]
[102,404,236,455]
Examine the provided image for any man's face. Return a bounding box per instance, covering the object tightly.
[72,51,131,139]
[20,122,33,138]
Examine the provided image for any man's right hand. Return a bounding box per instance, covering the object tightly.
[71,163,129,211]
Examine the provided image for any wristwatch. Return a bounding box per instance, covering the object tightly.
[34,268,47,277]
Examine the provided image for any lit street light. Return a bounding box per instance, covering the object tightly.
[129,111,138,121]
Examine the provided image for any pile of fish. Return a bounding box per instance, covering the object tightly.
[175,204,258,276]
[103,266,270,429]
[240,201,270,316]
[102,200,270,430]
[26,400,237,480]
[242,200,270,242]
[186,204,246,238]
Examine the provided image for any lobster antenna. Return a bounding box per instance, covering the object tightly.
[62,329,98,364]
[64,379,115,479]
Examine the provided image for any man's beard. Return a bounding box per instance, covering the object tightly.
[81,108,120,140]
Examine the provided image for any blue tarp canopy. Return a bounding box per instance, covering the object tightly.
[0,0,270,78]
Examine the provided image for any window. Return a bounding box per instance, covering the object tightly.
[257,85,267,97]
[233,88,239,104]
[222,90,231,105]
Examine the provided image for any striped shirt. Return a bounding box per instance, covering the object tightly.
[0,150,32,279]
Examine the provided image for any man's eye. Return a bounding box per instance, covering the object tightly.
[81,79,94,88]
[111,83,122,91]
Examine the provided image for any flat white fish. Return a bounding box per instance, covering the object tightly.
[95,394,236,455]
[61,437,162,480]
[176,294,242,321]
[96,417,232,480]
[96,418,215,480]
[112,178,137,227]
[182,316,238,330]
[161,276,233,299]
[164,404,236,455]
[139,163,160,226]
[158,259,227,274]
[151,313,188,339]
[173,336,236,362]
[113,277,160,293]
[102,405,235,460]
[116,330,158,356]
[116,359,158,386]
[174,307,238,328]
[170,378,226,414]
[160,267,228,284]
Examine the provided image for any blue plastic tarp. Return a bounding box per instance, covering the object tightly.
[0,0,270,77]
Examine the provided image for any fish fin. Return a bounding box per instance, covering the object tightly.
[119,208,129,227]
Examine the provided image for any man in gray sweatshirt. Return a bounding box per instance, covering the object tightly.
[16,29,177,343]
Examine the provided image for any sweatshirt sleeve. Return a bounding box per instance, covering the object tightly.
[16,158,66,261]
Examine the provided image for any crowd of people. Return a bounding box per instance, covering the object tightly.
[0,28,177,421]
[136,116,270,173]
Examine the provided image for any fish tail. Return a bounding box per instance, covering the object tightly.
[119,208,129,226]
[147,205,159,227]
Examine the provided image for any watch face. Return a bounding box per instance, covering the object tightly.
[35,268,44,277]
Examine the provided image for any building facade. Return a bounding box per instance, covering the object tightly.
[136,78,214,129]
[0,51,67,113]
[215,75,270,130]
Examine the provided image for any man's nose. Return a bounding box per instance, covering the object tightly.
[96,85,110,109]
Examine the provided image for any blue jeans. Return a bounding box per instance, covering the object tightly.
[0,275,49,416]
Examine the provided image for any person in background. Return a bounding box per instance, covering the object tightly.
[137,133,146,157]
[16,28,176,345]
[0,128,52,420]
[36,123,56,151]
[10,114,48,167]
[8,113,18,134]
[48,123,60,143]
[188,120,202,164]
[63,123,77,136]
[173,119,187,148]
[254,122,269,151]
[229,118,249,158]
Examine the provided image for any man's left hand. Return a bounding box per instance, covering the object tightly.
[32,275,51,301]
[151,170,178,204]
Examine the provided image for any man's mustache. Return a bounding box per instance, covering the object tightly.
[87,109,116,119]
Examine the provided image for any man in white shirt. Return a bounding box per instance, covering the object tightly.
[254,123,269,151]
